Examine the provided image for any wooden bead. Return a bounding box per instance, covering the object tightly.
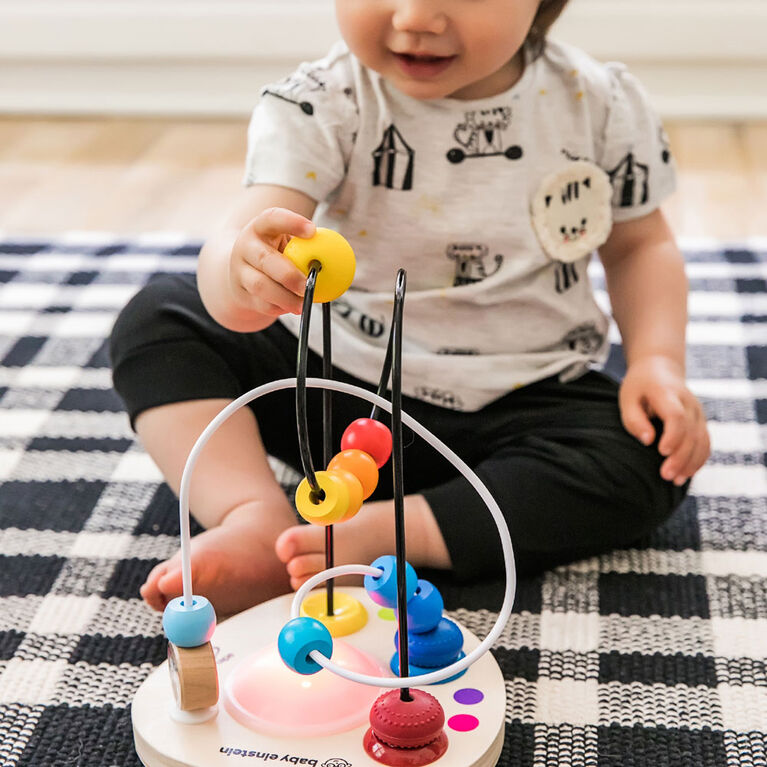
[396,579,444,634]
[328,449,378,499]
[278,617,333,675]
[364,555,418,608]
[167,641,219,711]
[394,617,464,668]
[331,468,364,522]
[341,418,392,468]
[162,595,216,647]
[283,228,355,303]
[295,470,350,526]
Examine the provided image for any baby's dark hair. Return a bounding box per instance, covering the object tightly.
[527,0,571,57]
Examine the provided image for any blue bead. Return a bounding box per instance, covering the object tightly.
[395,579,444,634]
[162,596,216,648]
[278,617,333,675]
[394,617,464,668]
[364,555,417,608]
[390,650,467,684]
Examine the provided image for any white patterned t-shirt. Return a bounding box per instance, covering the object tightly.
[243,39,676,411]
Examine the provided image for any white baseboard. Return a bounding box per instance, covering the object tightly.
[0,0,765,119]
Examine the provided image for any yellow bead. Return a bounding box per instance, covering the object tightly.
[283,228,355,303]
[295,471,350,526]
[332,468,364,522]
[328,449,378,499]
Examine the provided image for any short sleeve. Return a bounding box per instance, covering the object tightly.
[598,63,676,222]
[243,53,359,203]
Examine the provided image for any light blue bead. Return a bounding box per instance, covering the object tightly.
[395,579,444,634]
[162,596,216,648]
[364,555,417,608]
[278,617,333,675]
[395,617,464,668]
[390,650,467,684]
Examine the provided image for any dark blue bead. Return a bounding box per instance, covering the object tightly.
[395,579,443,634]
[394,617,464,668]
[390,650,466,684]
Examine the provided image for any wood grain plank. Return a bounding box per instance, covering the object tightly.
[0,117,765,239]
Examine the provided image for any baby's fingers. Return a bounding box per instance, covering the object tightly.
[620,391,656,445]
[660,432,695,485]
[653,392,687,457]
[238,263,304,315]
[677,423,711,482]
[241,241,308,299]
[251,206,315,242]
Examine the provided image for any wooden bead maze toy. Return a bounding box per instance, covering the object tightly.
[132,229,518,766]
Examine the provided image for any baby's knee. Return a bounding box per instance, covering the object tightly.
[110,274,199,355]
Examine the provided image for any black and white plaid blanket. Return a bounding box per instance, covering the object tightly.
[0,234,764,767]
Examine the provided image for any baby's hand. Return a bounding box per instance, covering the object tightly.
[619,355,710,486]
[230,207,315,318]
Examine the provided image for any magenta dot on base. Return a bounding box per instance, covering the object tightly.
[454,688,484,705]
[447,714,479,732]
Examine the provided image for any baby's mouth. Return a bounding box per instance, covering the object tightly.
[393,52,456,78]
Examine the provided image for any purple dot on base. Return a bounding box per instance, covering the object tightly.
[447,714,479,732]
[454,688,484,705]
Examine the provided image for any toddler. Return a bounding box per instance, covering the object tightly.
[111,0,710,615]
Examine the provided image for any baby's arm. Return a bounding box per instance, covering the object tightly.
[598,209,711,485]
[197,184,318,332]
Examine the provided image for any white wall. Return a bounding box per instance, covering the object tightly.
[0,0,765,119]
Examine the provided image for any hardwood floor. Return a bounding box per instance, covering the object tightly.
[0,117,765,240]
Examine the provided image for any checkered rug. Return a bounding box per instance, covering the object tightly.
[0,233,764,767]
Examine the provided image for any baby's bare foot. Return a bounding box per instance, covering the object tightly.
[275,524,344,592]
[275,502,396,591]
[275,496,452,591]
[141,502,292,616]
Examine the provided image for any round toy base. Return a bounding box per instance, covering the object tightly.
[300,589,368,637]
[132,588,505,767]
[168,704,217,725]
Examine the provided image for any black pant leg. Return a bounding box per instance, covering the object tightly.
[109,273,318,466]
[423,372,688,580]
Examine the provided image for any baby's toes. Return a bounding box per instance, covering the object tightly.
[275,524,325,563]
[141,562,170,612]
[156,566,185,606]
[286,552,326,582]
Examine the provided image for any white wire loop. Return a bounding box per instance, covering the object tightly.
[177,377,517,689]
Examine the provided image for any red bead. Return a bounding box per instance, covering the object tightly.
[367,689,446,749]
[341,418,392,469]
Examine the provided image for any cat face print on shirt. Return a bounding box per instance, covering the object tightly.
[531,160,612,264]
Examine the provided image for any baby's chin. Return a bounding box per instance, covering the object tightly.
[386,75,465,102]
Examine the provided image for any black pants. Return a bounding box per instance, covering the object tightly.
[110,274,688,581]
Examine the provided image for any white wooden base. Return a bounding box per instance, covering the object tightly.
[132,588,506,767]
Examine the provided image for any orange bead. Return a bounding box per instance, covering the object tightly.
[332,469,364,522]
[328,449,379,499]
[295,471,350,526]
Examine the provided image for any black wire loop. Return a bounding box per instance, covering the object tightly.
[389,268,412,702]
[294,264,410,660]
[296,262,324,503]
